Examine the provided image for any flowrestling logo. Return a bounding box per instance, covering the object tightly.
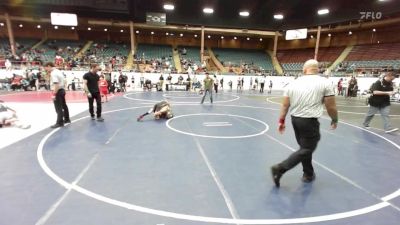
[360,12,383,20]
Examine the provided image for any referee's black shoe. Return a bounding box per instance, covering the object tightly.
[302,173,316,183]
[50,123,64,128]
[271,165,283,188]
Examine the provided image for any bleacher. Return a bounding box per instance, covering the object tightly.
[179,46,201,66]
[0,38,39,58]
[30,39,84,63]
[136,44,172,60]
[342,43,400,70]
[212,48,273,72]
[85,42,130,64]
[0,38,11,58]
[16,38,39,54]
[277,47,344,71]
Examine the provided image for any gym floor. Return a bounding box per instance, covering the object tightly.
[0,89,399,225]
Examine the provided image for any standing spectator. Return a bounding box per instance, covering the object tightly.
[255,77,259,90]
[271,59,338,187]
[213,75,219,94]
[192,74,198,91]
[348,76,357,98]
[44,62,70,128]
[259,76,265,93]
[363,72,398,133]
[186,74,191,91]
[131,74,135,89]
[99,75,109,103]
[220,77,224,90]
[159,74,164,91]
[118,71,126,92]
[268,80,273,94]
[237,76,242,93]
[5,59,12,71]
[166,74,173,91]
[140,73,144,88]
[83,64,104,122]
[337,78,343,96]
[342,78,348,97]
[200,73,214,104]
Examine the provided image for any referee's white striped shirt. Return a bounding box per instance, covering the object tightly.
[284,75,335,118]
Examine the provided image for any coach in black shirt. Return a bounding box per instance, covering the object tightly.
[363,72,398,133]
[83,64,104,121]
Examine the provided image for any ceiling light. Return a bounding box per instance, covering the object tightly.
[348,31,352,35]
[19,24,23,28]
[259,38,263,41]
[328,33,331,37]
[88,27,91,31]
[180,33,183,37]
[170,33,174,36]
[54,26,58,29]
[274,14,284,20]
[378,0,388,2]
[136,30,139,34]
[0,23,4,26]
[203,8,214,14]
[151,31,154,35]
[372,28,376,32]
[207,35,211,39]
[71,27,75,30]
[37,25,41,29]
[310,35,314,38]
[120,29,124,33]
[246,37,250,40]
[104,28,108,31]
[318,9,329,15]
[194,34,198,38]
[239,11,250,17]
[234,37,237,40]
[377,40,380,43]
[221,36,224,39]
[166,32,169,35]
[163,4,174,10]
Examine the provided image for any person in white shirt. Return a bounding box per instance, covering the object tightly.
[5,59,12,71]
[259,76,266,93]
[271,59,338,187]
[44,62,70,128]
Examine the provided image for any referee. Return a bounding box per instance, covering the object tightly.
[271,59,338,187]
[44,62,70,128]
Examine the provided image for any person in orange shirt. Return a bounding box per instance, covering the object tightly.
[98,75,109,103]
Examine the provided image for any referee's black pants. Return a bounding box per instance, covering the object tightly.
[53,88,70,125]
[280,116,320,176]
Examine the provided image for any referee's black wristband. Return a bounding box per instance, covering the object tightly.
[331,118,338,124]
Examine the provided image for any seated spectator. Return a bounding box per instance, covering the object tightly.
[144,79,152,91]
[10,74,22,91]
